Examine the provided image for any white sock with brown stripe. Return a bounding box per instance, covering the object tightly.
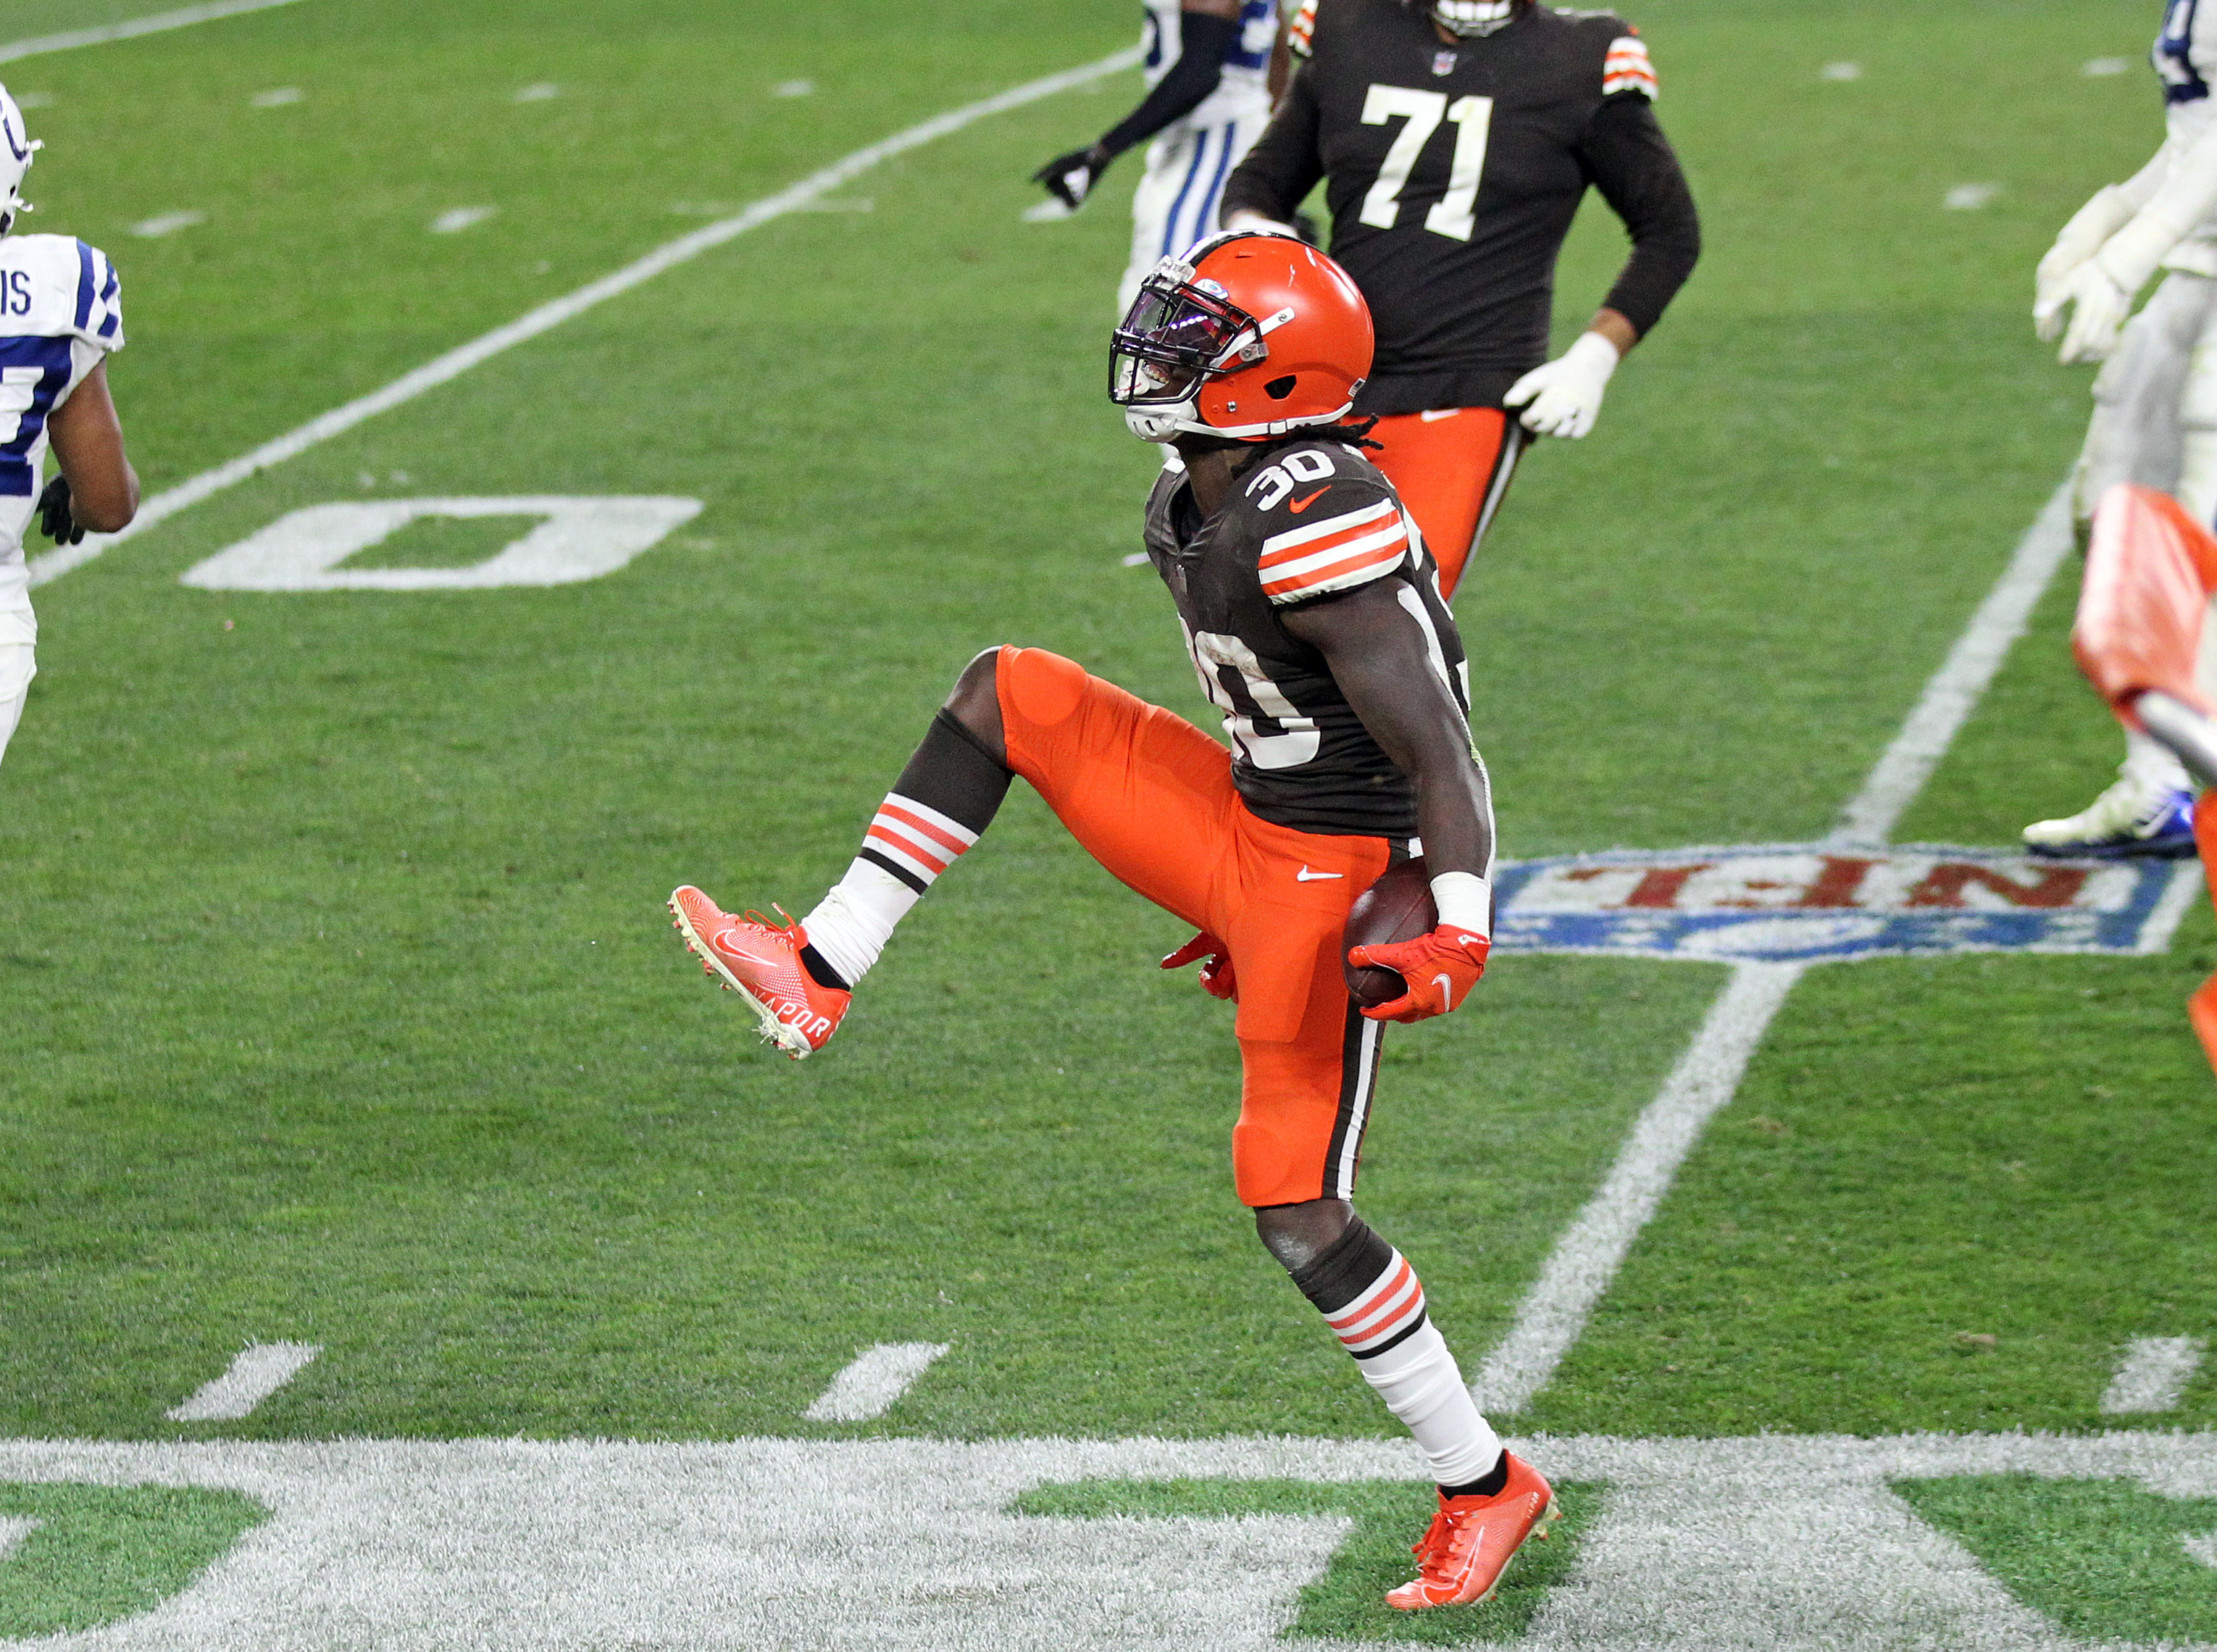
[1291,1217,1501,1487]
[801,709,1012,988]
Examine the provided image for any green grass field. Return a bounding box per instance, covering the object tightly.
[1,0,2213,1643]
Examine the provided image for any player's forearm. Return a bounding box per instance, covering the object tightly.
[1410,759,1497,883]
[2097,122,2217,293]
[1584,102,1701,340]
[1220,70,1324,225]
[1095,12,1239,161]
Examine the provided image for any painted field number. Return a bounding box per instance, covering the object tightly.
[180,495,703,592]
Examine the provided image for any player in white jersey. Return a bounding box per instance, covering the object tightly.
[0,83,139,773]
[1032,0,1282,311]
[2024,0,2217,856]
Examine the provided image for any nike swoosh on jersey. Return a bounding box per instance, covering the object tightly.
[1287,487,1330,513]
[1296,866,1345,881]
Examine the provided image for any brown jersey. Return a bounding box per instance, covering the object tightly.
[1143,436,1471,838]
[1222,0,1700,415]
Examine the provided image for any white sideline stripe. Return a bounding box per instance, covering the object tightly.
[25,45,1143,591]
[1474,486,2081,1415]
[1828,483,2076,850]
[803,1342,950,1422]
[1472,960,1804,1412]
[0,0,307,64]
[0,1516,36,1561]
[2101,1335,2207,1414]
[164,1342,320,1422]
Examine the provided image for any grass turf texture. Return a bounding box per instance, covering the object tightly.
[1891,1476,2217,1643]
[1009,1477,1599,1645]
[0,1481,267,1638]
[0,0,2205,1511]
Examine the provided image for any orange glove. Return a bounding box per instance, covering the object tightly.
[1347,925,1490,1023]
[1161,932,1237,1001]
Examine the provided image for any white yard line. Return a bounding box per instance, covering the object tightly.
[26,44,1142,591]
[2100,1335,2207,1414]
[164,1342,320,1422]
[1827,485,2078,851]
[1471,961,1805,1412]
[0,0,307,65]
[0,1429,2207,1649]
[802,1342,950,1422]
[1474,485,2082,1415]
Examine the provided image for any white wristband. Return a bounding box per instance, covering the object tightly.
[1431,871,1492,938]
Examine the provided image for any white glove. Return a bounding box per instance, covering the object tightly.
[1222,207,1298,237]
[2036,184,2136,329]
[2039,259,2136,364]
[1504,330,1621,438]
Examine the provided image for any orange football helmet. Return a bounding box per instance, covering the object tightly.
[1110,230,1373,443]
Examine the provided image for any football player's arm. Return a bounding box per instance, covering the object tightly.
[1509,94,1700,438]
[1219,61,1324,232]
[2040,123,2217,362]
[1033,0,1243,209]
[1280,582,1496,1022]
[2039,141,2174,313]
[43,360,138,538]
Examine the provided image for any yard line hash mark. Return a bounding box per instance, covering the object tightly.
[27,43,1143,591]
[803,1342,950,1422]
[2102,1335,2207,1414]
[130,211,205,239]
[1477,485,2082,1414]
[0,0,309,66]
[165,1342,320,1422]
[429,206,497,234]
[0,1517,37,1561]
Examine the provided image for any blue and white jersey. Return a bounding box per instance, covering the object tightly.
[0,234,122,647]
[1140,0,1278,131]
[2157,0,2217,128]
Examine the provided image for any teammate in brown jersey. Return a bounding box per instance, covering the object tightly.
[667,233,1558,1609]
[1219,0,1700,598]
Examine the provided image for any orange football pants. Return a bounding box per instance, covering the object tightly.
[995,645,1395,1207]
[1366,406,1524,602]
[2191,794,2217,1072]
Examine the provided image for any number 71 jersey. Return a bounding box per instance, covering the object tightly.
[0,233,125,646]
[1142,436,1471,841]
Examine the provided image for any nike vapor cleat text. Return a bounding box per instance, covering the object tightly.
[2024,779,2197,859]
[667,886,849,1059]
[1385,1452,1557,1611]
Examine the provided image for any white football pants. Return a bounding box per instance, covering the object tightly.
[1119,107,1273,316]
[0,643,33,771]
[2071,271,2217,793]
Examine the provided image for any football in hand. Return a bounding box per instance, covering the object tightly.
[1341,856,1437,1008]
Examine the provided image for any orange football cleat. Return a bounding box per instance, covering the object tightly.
[1385,1453,1557,1610]
[667,885,850,1060]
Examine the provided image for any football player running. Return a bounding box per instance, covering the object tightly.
[1032,0,1286,312]
[1216,0,1699,598]
[669,233,1557,1611]
[0,84,138,772]
[2023,0,2217,859]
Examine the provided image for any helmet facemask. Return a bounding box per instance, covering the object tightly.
[1110,264,1269,442]
[1429,0,1521,38]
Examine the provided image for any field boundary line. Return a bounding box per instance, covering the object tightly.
[26,43,1143,589]
[0,0,307,66]
[1475,483,2080,1414]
